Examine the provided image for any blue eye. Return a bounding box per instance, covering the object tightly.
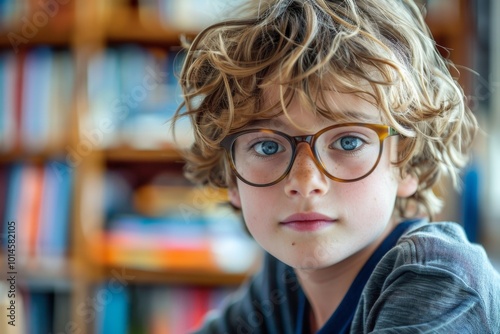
[336,136,363,151]
[254,141,283,155]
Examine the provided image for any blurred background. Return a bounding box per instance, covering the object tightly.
[0,0,498,333]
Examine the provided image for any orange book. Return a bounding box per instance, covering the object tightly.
[16,165,44,261]
[103,230,219,272]
[29,165,44,258]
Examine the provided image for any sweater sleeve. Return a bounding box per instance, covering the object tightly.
[352,222,500,334]
[191,253,301,334]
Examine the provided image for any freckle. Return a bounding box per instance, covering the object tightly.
[292,242,296,246]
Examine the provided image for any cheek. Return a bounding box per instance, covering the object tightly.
[341,162,399,222]
[237,184,277,229]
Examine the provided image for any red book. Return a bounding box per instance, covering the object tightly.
[13,50,26,151]
[188,287,211,331]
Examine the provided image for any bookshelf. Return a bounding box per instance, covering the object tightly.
[0,1,260,333]
[0,0,479,333]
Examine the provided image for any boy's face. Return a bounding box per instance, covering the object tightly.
[228,89,418,270]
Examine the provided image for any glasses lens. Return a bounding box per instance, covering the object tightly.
[231,131,293,185]
[315,125,382,181]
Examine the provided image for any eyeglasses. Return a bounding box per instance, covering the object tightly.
[220,123,399,187]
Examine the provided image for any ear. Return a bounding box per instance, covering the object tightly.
[397,172,418,198]
[228,186,242,209]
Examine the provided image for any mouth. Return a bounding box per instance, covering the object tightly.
[280,212,337,232]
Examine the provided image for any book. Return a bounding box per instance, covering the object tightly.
[95,283,130,334]
[0,52,16,152]
[2,161,73,266]
[12,50,26,151]
[0,164,7,237]
[36,161,73,265]
[86,45,190,150]
[21,47,53,152]
[28,291,54,334]
[0,48,73,153]
[47,50,75,150]
[2,163,23,250]
[52,291,72,334]
[129,284,236,334]
[16,163,44,262]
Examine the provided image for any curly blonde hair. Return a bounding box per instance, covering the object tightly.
[173,0,478,220]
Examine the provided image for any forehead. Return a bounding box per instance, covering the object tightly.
[257,86,383,130]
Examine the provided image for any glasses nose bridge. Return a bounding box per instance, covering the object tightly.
[289,134,319,166]
[291,134,314,148]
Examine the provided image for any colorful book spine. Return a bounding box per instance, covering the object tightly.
[1,162,73,263]
[86,45,188,149]
[0,48,74,153]
[123,285,236,334]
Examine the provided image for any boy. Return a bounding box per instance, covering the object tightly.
[174,0,500,332]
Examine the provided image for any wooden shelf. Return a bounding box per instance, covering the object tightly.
[0,28,74,48]
[103,7,196,45]
[0,147,68,163]
[102,265,254,286]
[0,249,252,287]
[0,5,76,48]
[103,146,184,162]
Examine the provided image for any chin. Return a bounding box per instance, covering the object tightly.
[273,247,343,271]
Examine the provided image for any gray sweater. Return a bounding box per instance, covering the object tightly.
[193,221,500,333]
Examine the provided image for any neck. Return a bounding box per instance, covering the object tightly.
[294,251,366,330]
[294,221,396,331]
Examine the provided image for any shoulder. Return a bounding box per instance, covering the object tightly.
[392,222,497,282]
[357,221,500,332]
[388,221,500,300]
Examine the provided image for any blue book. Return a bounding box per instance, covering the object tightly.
[95,284,130,334]
[0,164,7,245]
[28,292,53,334]
[2,163,23,249]
[87,48,121,148]
[0,1,19,26]
[37,161,73,259]
[21,47,53,151]
[0,51,16,151]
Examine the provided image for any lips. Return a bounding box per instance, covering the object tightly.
[280,212,336,231]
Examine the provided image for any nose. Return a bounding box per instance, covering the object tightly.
[284,143,329,197]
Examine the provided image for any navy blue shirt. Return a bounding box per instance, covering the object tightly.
[192,220,500,334]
